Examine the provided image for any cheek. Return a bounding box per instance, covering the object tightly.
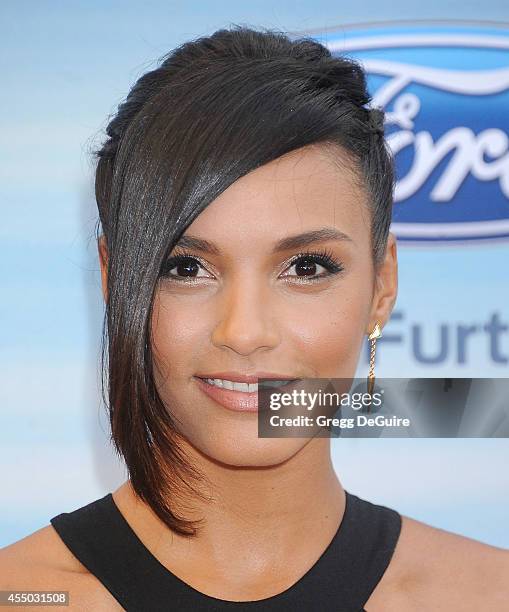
[285,279,372,377]
[150,292,209,379]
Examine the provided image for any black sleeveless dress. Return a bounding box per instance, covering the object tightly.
[50,489,402,611]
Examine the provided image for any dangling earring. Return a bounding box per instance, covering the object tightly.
[367,322,382,408]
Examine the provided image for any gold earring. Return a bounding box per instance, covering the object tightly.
[367,322,382,406]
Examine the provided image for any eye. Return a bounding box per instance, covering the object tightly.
[159,248,344,283]
[281,249,344,283]
[159,252,213,282]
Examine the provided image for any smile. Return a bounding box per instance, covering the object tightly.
[194,376,301,413]
[201,378,298,392]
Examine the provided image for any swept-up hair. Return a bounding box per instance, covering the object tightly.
[93,24,394,536]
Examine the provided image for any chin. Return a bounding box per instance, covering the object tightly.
[189,432,312,468]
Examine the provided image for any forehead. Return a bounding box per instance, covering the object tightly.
[184,144,370,251]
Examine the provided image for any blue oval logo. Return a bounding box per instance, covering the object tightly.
[310,22,509,243]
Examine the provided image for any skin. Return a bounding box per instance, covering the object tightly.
[1,143,508,610]
[148,142,389,471]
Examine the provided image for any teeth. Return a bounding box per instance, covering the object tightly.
[203,378,297,392]
[205,379,258,393]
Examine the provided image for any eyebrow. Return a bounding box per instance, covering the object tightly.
[173,227,353,255]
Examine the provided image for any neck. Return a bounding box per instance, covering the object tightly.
[187,437,343,531]
[114,437,345,579]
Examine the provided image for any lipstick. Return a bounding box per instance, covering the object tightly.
[193,374,301,413]
[194,376,260,412]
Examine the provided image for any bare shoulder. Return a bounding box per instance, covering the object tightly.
[366,514,509,611]
[0,525,123,610]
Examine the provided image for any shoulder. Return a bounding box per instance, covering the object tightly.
[367,514,509,611]
[0,524,123,610]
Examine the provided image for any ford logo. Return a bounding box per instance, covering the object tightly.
[317,23,509,243]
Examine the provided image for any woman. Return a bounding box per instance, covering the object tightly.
[1,25,508,611]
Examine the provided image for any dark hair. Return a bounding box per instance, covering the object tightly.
[93,24,394,536]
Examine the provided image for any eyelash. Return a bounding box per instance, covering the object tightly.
[284,249,344,283]
[159,248,344,284]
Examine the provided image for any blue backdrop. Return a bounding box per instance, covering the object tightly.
[1,1,508,548]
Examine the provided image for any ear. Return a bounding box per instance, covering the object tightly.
[97,235,109,304]
[366,231,398,334]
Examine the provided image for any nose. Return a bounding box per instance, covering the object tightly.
[211,277,280,356]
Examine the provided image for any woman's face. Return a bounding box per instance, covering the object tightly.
[148,144,397,467]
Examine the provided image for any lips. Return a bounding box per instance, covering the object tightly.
[193,375,301,413]
[194,376,260,412]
